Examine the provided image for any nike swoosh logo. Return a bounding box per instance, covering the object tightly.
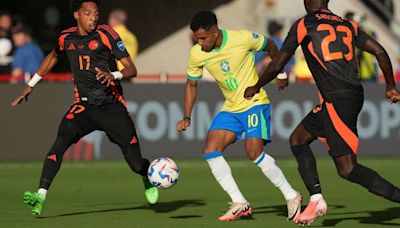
[232,206,249,215]
[288,206,299,220]
[247,128,258,134]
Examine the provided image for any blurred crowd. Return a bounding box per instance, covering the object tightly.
[0,7,400,84]
[0,8,138,84]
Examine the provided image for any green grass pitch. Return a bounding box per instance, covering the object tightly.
[1,157,399,227]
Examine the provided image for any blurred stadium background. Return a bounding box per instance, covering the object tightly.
[1,0,400,227]
[1,0,400,161]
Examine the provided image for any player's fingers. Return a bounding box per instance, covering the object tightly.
[11,96,23,107]
[95,67,101,72]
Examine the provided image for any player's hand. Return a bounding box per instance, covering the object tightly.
[244,85,260,100]
[276,78,289,91]
[176,117,191,132]
[385,87,400,103]
[95,67,114,86]
[11,85,33,107]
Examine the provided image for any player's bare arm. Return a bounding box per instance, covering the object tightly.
[358,32,400,103]
[95,56,136,86]
[262,38,288,90]
[244,51,292,99]
[177,79,197,132]
[11,50,59,107]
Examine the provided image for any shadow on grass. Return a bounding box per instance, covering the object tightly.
[253,204,345,218]
[255,204,400,226]
[319,207,400,227]
[38,199,206,218]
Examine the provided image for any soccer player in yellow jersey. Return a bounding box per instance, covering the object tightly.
[176,10,302,221]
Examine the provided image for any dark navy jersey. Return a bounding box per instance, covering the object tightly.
[55,24,129,106]
[281,9,370,102]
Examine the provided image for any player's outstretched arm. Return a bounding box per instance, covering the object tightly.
[245,51,292,99]
[118,56,137,78]
[177,79,197,132]
[263,38,288,90]
[95,56,137,86]
[358,32,400,103]
[11,50,59,107]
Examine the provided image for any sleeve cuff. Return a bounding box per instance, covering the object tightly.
[257,35,268,51]
[187,74,202,81]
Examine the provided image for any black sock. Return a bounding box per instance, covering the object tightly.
[39,153,63,189]
[291,144,322,195]
[347,164,400,203]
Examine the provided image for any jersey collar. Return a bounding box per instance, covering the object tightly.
[212,29,227,53]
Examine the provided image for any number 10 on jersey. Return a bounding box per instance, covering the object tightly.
[225,77,239,91]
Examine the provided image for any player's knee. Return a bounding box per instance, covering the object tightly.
[289,132,304,146]
[246,149,263,161]
[337,165,354,179]
[203,145,223,154]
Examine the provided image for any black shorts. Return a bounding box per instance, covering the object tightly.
[56,101,139,148]
[301,97,363,158]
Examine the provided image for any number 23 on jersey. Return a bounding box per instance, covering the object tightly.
[317,24,353,62]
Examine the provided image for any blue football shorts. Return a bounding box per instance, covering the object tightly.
[209,104,271,143]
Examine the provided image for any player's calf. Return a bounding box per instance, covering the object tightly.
[347,164,400,203]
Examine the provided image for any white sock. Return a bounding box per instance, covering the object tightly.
[205,152,248,203]
[310,193,323,202]
[254,152,297,200]
[38,188,47,197]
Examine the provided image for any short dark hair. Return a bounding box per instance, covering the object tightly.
[0,9,12,17]
[13,26,33,36]
[70,0,100,14]
[190,10,217,32]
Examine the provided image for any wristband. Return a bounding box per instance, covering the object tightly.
[27,73,43,87]
[277,72,288,80]
[183,116,191,121]
[111,71,123,80]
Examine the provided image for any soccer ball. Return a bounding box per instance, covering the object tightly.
[147,157,179,189]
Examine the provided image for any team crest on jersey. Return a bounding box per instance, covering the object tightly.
[220,60,230,72]
[252,32,260,39]
[117,41,126,51]
[88,39,99,50]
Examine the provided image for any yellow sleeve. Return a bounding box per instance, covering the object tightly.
[242,30,268,52]
[186,48,203,80]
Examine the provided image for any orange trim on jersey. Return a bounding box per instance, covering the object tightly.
[307,42,327,71]
[349,20,359,37]
[73,85,80,104]
[97,30,112,50]
[62,27,77,34]
[110,82,127,109]
[325,102,359,154]
[318,137,331,152]
[297,18,307,44]
[58,34,69,51]
[98,25,120,40]
[318,92,324,104]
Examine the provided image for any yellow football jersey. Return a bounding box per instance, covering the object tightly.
[187,29,270,113]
